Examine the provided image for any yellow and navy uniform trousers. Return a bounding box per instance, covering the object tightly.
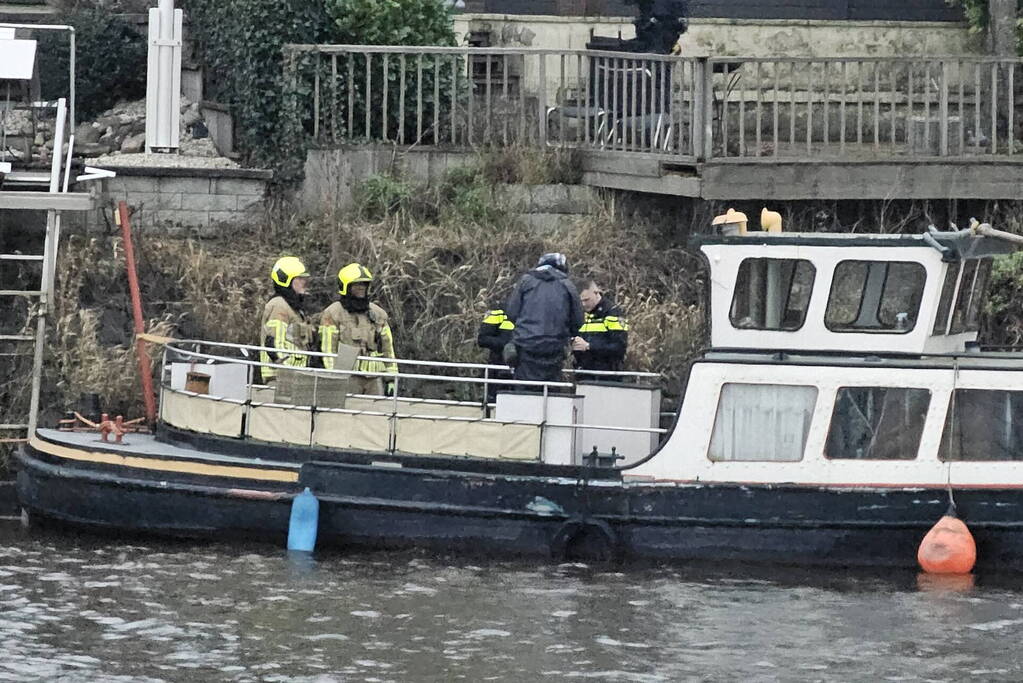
[573,297,628,375]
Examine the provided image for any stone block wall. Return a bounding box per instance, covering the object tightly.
[97,167,271,232]
[495,183,602,232]
[302,146,601,233]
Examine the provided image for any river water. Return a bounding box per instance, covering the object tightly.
[1,522,1022,682]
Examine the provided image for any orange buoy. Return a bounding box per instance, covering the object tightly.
[917,507,976,574]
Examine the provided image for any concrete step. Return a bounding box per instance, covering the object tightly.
[0,3,57,24]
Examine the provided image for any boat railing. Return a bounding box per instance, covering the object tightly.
[159,340,666,464]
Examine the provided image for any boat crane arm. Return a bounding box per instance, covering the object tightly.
[969,219,1023,247]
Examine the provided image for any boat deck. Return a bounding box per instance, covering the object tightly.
[34,428,301,472]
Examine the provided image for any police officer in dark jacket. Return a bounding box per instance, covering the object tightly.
[476,303,514,403]
[572,278,628,378]
[505,253,584,384]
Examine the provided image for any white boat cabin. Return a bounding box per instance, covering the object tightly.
[630,229,1023,488]
[700,230,1012,355]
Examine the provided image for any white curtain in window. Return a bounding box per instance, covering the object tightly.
[709,384,818,462]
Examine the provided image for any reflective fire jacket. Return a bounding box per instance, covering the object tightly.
[318,301,397,375]
[259,296,314,381]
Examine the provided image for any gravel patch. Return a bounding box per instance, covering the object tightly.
[93,151,241,169]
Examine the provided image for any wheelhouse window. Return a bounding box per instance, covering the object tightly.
[948,259,992,334]
[932,263,959,335]
[709,383,817,462]
[730,258,815,331]
[825,387,930,460]
[825,260,926,333]
[939,389,1023,461]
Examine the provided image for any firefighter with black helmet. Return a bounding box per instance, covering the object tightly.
[319,262,397,396]
[260,256,314,383]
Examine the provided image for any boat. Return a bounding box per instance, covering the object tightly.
[18,221,1023,569]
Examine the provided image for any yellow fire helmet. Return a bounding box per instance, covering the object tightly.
[270,256,310,288]
[337,262,374,296]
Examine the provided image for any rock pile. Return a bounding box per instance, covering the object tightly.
[73,97,221,158]
[0,96,228,163]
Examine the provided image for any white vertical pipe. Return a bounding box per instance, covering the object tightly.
[48,97,66,192]
[145,0,181,151]
[145,6,159,151]
[62,134,74,191]
[156,0,172,147]
[68,28,75,130]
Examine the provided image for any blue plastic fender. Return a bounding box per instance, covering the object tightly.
[287,487,319,552]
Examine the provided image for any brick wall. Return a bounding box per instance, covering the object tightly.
[99,167,271,232]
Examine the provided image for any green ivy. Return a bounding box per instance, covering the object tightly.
[186,0,334,176]
[327,0,456,46]
[187,0,456,181]
[949,0,1023,54]
[36,10,147,121]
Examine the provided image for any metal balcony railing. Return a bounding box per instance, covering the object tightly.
[282,46,1023,162]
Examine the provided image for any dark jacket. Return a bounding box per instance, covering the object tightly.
[505,266,584,355]
[476,307,514,366]
[573,296,628,372]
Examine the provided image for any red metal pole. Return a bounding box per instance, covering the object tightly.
[116,201,157,424]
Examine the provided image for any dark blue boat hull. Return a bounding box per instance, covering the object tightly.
[16,431,1023,569]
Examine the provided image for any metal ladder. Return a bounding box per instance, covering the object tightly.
[1,94,69,443]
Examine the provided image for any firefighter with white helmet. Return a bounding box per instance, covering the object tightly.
[260,256,314,382]
[319,262,397,396]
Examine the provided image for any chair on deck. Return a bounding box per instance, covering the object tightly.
[545,59,676,152]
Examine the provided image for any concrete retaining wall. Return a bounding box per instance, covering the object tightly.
[302,147,475,214]
[496,183,602,232]
[302,146,601,232]
[97,166,271,232]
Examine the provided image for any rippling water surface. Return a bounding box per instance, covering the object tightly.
[2,522,1023,681]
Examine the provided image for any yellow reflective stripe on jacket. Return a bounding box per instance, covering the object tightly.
[358,324,397,375]
[379,324,397,374]
[579,314,628,334]
[482,309,505,325]
[483,309,515,331]
[261,319,308,375]
[319,324,337,370]
[604,316,628,331]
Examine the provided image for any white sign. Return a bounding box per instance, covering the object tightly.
[0,39,37,80]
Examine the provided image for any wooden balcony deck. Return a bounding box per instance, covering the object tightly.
[581,150,1023,200]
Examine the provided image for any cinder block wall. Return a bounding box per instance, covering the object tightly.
[98,167,271,232]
